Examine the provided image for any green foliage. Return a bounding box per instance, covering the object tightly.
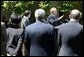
[1,1,83,14]
[39,1,51,9]
[1,1,83,22]
[58,1,83,12]
[2,1,35,15]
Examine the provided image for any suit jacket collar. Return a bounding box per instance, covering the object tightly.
[36,19,46,23]
[51,14,58,18]
[9,24,19,28]
[69,18,79,23]
[23,16,28,21]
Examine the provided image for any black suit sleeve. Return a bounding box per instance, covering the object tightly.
[53,28,59,56]
[24,29,31,56]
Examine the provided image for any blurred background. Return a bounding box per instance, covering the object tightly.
[1,1,83,26]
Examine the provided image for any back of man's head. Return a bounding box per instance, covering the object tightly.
[35,9,45,20]
[10,13,21,24]
[24,10,31,16]
[69,9,81,20]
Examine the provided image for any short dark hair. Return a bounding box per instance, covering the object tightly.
[10,14,21,24]
[24,10,31,16]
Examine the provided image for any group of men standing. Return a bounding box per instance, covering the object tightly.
[1,7,83,56]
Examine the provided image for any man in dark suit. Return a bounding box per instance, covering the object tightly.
[6,13,23,56]
[55,9,83,56]
[21,10,31,30]
[24,9,58,56]
[47,7,64,27]
[20,10,31,56]
[1,22,7,56]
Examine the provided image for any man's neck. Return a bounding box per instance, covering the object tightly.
[51,14,56,16]
[9,23,19,28]
[36,18,45,23]
[70,18,79,22]
[24,16,28,20]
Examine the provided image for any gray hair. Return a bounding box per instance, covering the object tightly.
[35,9,45,19]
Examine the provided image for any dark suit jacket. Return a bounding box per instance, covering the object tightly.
[24,20,58,56]
[21,16,30,29]
[6,24,23,56]
[47,14,61,26]
[56,21,83,56]
[1,22,7,56]
[23,20,31,30]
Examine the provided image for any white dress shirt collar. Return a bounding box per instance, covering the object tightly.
[70,18,79,22]
[24,16,28,20]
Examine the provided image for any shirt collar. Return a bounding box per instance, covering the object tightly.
[69,18,79,23]
[70,18,79,22]
[24,16,28,20]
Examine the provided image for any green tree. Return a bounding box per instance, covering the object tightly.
[1,1,83,24]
